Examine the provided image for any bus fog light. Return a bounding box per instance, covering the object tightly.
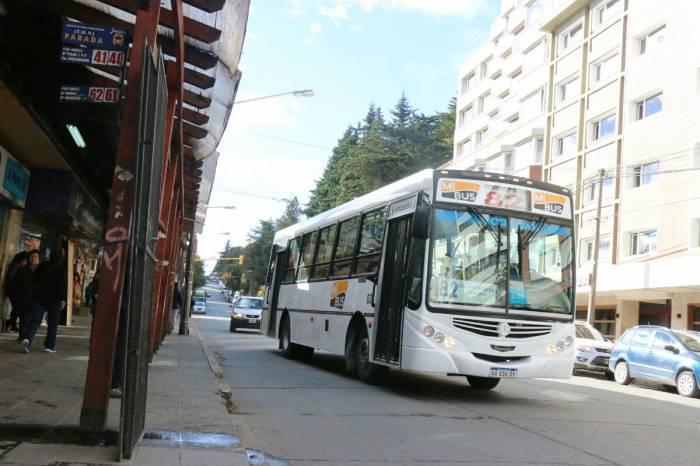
[423,326,435,337]
[556,341,565,352]
[564,336,574,347]
[547,344,557,354]
[444,336,456,349]
[434,332,445,344]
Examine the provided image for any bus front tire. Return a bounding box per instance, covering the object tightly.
[466,376,500,390]
[356,330,387,385]
[279,316,314,360]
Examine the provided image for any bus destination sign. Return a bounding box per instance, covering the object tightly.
[436,178,571,220]
[60,21,127,67]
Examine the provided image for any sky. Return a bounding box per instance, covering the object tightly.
[198,0,500,264]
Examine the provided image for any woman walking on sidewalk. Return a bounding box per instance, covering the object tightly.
[22,246,67,353]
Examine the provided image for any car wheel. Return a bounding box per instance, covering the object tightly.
[614,361,631,385]
[604,370,615,381]
[676,371,700,398]
[466,376,500,390]
[356,327,387,385]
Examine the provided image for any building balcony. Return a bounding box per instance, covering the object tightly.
[540,0,589,32]
[488,57,504,79]
[495,33,515,58]
[507,7,526,34]
[504,54,523,78]
[492,77,512,98]
[490,17,506,40]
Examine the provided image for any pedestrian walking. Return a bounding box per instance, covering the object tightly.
[4,252,28,334]
[171,282,182,333]
[22,245,67,353]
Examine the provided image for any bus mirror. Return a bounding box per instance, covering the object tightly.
[412,206,430,240]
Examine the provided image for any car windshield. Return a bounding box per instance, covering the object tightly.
[674,331,700,352]
[193,298,205,305]
[429,208,573,313]
[576,323,606,342]
[236,298,262,309]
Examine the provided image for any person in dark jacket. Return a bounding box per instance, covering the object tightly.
[22,246,67,353]
[171,282,182,333]
[5,252,28,335]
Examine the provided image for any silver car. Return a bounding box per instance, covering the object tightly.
[574,321,615,379]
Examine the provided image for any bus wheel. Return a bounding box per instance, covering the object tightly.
[279,316,296,359]
[356,328,387,385]
[466,376,500,390]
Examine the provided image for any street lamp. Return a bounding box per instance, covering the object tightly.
[198,203,236,210]
[234,89,314,105]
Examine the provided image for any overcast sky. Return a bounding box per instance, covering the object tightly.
[198,0,499,266]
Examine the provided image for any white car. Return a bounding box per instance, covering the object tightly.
[574,321,614,379]
[192,297,207,315]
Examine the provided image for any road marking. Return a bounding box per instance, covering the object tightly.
[192,315,230,322]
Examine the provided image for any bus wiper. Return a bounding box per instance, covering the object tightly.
[467,207,502,246]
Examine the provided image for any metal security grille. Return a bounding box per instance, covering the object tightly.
[119,44,166,460]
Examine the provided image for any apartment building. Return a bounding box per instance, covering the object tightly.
[447,0,700,337]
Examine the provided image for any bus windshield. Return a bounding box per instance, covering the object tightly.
[428,208,573,314]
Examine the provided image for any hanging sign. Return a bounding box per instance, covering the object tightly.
[60,20,127,67]
[59,85,120,103]
[0,145,30,208]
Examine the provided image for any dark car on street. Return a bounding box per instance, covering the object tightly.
[609,325,700,397]
[229,296,264,332]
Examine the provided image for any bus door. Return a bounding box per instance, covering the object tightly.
[373,214,412,365]
[264,248,287,338]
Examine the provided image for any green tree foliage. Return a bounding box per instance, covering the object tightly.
[192,258,206,291]
[305,94,456,216]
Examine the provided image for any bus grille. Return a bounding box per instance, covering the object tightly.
[452,317,552,339]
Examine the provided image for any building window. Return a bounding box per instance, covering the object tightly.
[457,137,471,155]
[461,73,475,94]
[527,0,542,26]
[459,105,474,126]
[636,93,662,120]
[591,53,618,84]
[480,59,490,80]
[558,75,579,102]
[640,25,665,55]
[560,22,583,52]
[586,176,614,202]
[581,236,611,263]
[478,92,491,113]
[632,161,659,187]
[534,137,544,163]
[597,0,622,24]
[521,88,545,118]
[477,127,489,146]
[504,152,513,172]
[555,131,577,157]
[593,309,616,338]
[523,40,546,71]
[591,114,616,141]
[629,230,657,256]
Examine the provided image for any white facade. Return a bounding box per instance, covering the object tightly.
[449,0,700,337]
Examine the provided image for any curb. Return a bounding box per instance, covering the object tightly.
[190,320,224,379]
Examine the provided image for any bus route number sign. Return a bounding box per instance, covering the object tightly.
[483,185,530,211]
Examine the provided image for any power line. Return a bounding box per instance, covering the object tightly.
[248,131,333,151]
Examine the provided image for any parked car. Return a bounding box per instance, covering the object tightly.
[229,296,263,332]
[609,326,700,397]
[574,321,615,379]
[192,297,207,315]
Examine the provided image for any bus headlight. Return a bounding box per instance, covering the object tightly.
[444,336,456,349]
[564,336,574,347]
[434,332,445,344]
[423,326,435,337]
[547,340,568,354]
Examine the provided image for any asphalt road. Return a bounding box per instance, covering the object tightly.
[193,284,700,466]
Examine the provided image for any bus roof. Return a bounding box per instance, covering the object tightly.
[274,169,434,247]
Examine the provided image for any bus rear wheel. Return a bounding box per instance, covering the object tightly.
[466,376,500,390]
[356,329,387,385]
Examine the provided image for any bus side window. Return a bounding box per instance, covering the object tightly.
[283,237,301,282]
[331,217,360,277]
[311,225,336,280]
[296,231,318,281]
[355,209,386,275]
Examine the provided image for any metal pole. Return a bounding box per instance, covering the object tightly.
[179,232,194,335]
[587,169,606,325]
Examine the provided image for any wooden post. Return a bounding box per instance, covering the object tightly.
[80,0,161,433]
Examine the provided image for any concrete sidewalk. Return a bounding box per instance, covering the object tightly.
[0,314,251,465]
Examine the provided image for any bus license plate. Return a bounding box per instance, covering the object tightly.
[490,367,518,378]
[247,319,257,324]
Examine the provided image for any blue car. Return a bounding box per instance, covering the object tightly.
[609,326,700,397]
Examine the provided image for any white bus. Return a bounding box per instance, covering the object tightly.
[261,169,576,389]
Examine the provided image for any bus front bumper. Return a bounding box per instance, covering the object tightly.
[400,345,574,379]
